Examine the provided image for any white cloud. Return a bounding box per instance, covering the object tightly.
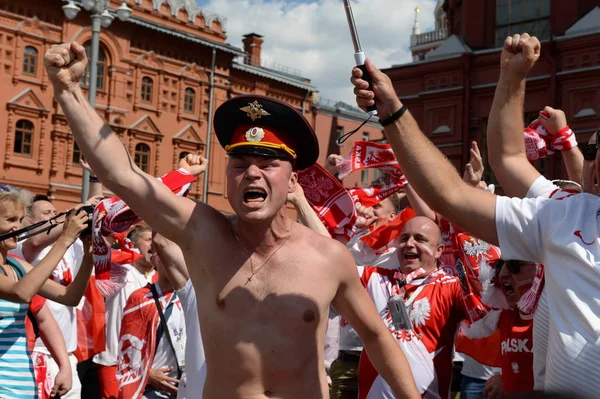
[198,0,437,104]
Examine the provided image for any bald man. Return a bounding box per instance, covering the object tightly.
[359,216,477,399]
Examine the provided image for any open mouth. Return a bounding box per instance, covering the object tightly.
[243,187,267,203]
[501,282,515,297]
[404,253,419,260]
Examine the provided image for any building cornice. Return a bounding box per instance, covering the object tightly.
[127,16,243,56]
[231,62,316,92]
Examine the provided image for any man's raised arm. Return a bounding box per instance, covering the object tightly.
[351,61,498,245]
[44,42,203,244]
[487,34,542,198]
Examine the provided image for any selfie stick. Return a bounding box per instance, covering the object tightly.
[343,0,377,115]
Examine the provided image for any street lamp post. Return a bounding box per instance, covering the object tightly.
[62,0,132,202]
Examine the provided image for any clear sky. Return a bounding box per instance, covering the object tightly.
[195,0,437,105]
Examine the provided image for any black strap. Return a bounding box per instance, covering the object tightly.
[149,283,183,381]
[379,104,408,126]
[336,113,375,145]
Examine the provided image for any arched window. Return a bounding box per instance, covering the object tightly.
[22,46,38,76]
[134,143,151,172]
[141,77,154,103]
[83,42,107,90]
[183,88,195,113]
[14,120,33,155]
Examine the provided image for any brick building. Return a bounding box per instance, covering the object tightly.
[0,0,383,212]
[385,0,600,183]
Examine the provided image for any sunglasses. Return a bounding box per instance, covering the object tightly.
[583,143,597,161]
[496,259,526,275]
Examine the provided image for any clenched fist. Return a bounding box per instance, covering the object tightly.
[179,153,208,177]
[537,106,567,135]
[325,154,344,175]
[499,33,541,81]
[44,42,88,94]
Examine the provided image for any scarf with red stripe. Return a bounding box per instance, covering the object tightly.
[338,141,400,179]
[297,163,357,231]
[298,142,406,238]
[524,110,577,161]
[92,169,196,297]
[116,284,178,399]
[347,207,416,270]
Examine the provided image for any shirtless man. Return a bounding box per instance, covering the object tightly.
[44,42,419,399]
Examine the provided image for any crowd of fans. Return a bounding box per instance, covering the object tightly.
[0,31,596,399]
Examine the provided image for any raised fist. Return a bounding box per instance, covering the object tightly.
[354,202,376,232]
[537,106,567,135]
[287,183,305,205]
[325,154,344,175]
[179,153,208,177]
[499,33,541,80]
[44,42,88,94]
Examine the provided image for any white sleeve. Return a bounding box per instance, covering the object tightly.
[495,196,550,263]
[71,239,85,275]
[526,175,560,199]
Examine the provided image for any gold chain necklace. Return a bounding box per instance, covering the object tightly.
[232,221,294,285]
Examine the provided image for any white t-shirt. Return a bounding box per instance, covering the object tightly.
[10,239,84,354]
[94,264,154,366]
[495,192,600,396]
[525,175,567,391]
[459,354,500,380]
[151,284,186,379]
[175,279,205,399]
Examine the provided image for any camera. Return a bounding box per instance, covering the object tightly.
[75,205,95,238]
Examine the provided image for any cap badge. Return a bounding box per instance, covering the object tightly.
[240,100,270,121]
[245,127,265,142]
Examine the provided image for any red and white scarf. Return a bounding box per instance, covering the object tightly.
[31,352,52,399]
[348,174,407,209]
[297,163,356,231]
[454,233,504,322]
[525,110,577,161]
[338,141,401,179]
[347,207,416,270]
[518,263,545,315]
[93,169,196,297]
[117,285,178,399]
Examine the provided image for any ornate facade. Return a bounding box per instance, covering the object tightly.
[0,0,383,212]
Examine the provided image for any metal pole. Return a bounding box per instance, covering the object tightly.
[80,13,102,202]
[202,47,217,204]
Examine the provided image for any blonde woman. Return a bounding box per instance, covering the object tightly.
[0,185,94,398]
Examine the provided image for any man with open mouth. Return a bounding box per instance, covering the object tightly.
[44,42,420,399]
[479,259,538,399]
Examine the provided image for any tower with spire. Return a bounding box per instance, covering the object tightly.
[409,0,448,62]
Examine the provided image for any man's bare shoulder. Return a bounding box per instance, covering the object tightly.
[180,199,234,248]
[294,223,353,261]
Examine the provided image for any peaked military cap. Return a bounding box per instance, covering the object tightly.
[214,95,319,170]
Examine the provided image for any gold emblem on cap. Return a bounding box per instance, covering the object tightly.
[245,127,265,143]
[240,100,270,121]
